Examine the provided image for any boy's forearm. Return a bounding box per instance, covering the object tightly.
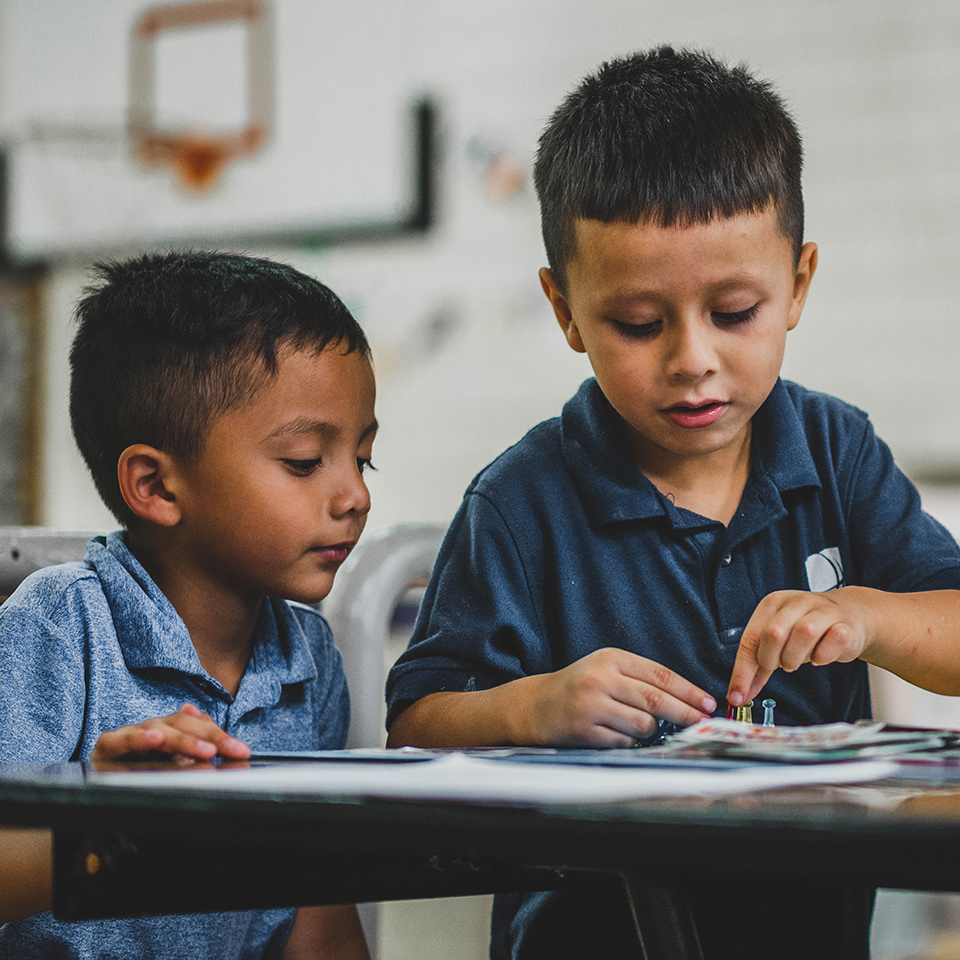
[0,827,52,923]
[859,588,960,695]
[386,679,542,748]
[281,904,370,960]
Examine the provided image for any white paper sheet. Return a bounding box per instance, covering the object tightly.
[95,753,898,806]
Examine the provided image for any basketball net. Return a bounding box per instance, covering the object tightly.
[135,124,266,192]
[173,137,229,191]
[130,0,272,193]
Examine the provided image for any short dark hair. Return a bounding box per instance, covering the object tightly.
[69,250,370,524]
[533,46,804,291]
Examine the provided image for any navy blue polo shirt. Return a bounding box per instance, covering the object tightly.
[387,377,960,729]
[387,377,960,960]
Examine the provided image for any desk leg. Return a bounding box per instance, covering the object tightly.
[621,875,704,960]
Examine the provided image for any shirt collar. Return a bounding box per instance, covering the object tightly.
[235,599,319,711]
[560,379,670,527]
[560,378,820,529]
[86,533,317,702]
[751,378,821,494]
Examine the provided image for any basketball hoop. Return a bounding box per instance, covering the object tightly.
[168,136,231,191]
[136,124,267,192]
[129,0,272,192]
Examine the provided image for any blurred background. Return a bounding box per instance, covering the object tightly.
[1,1,959,957]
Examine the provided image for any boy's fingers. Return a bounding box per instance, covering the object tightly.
[728,592,807,703]
[607,663,716,734]
[617,652,717,716]
[604,699,680,741]
[730,593,851,703]
[89,724,217,762]
[565,698,662,746]
[210,734,252,759]
[729,638,783,704]
[165,710,252,758]
[626,685,711,729]
[598,723,655,748]
[605,679,711,740]
[129,725,219,759]
[92,726,164,760]
[727,634,764,706]
[743,667,775,705]
[810,623,857,665]
[776,600,849,671]
[93,717,250,762]
[160,723,250,760]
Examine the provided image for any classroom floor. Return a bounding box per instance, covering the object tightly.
[374,890,960,960]
[873,891,960,960]
[376,897,493,960]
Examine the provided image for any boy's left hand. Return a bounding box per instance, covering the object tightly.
[727,588,869,706]
[90,703,252,764]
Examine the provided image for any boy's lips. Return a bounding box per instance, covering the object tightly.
[664,401,728,428]
[309,542,355,564]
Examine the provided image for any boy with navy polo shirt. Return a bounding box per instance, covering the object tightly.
[385,47,960,958]
[0,252,375,958]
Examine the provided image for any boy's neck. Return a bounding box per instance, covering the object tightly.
[125,531,258,697]
[630,426,753,527]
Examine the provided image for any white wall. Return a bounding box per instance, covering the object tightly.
[28,0,960,536]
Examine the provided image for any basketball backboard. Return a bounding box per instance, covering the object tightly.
[0,0,434,264]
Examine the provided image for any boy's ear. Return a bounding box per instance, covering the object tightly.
[788,242,818,330]
[117,444,182,528]
[539,267,586,353]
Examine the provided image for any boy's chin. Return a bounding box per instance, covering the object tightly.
[269,574,336,607]
[285,586,333,606]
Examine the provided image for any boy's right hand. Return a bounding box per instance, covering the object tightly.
[90,703,251,764]
[523,648,716,747]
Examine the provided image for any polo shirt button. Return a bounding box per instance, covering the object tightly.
[721,553,733,567]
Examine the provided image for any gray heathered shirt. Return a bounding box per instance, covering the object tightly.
[0,532,350,958]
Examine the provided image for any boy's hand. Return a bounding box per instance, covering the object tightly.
[525,648,716,747]
[90,703,252,764]
[727,589,869,706]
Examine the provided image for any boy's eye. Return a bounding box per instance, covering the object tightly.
[713,304,760,326]
[614,319,661,340]
[357,458,376,475]
[283,458,322,476]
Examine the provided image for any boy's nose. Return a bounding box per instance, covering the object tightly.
[330,465,372,519]
[665,320,717,381]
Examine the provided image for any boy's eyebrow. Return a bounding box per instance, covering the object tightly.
[706,276,767,294]
[263,417,379,443]
[597,290,659,309]
[599,276,765,308]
